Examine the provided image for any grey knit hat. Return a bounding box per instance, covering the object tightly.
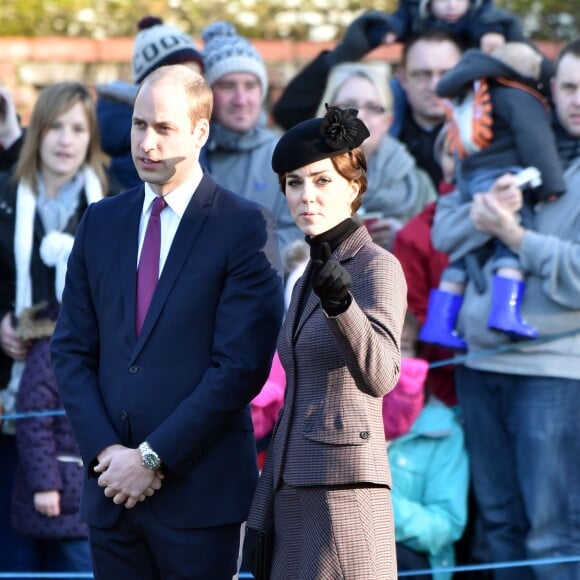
[201,21,268,99]
[132,16,204,84]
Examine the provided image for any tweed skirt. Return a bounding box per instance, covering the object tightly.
[271,483,397,579]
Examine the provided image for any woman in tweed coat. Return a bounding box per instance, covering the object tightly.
[246,106,407,579]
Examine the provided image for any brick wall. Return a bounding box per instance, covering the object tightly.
[0,36,562,124]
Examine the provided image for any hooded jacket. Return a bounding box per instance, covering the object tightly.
[389,397,469,580]
[437,49,565,201]
[96,81,141,189]
[204,116,301,254]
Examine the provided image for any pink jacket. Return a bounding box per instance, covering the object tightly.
[382,357,429,440]
[251,351,286,441]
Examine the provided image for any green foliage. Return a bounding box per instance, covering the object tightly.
[0,0,577,40]
[498,0,579,39]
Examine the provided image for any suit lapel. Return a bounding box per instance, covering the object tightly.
[131,174,215,361]
[118,187,145,342]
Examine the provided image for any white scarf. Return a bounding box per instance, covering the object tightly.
[1,166,104,433]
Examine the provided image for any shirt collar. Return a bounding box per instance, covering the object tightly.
[142,167,204,218]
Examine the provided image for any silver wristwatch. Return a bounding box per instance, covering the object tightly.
[139,441,161,471]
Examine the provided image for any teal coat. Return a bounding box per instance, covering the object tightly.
[389,398,469,580]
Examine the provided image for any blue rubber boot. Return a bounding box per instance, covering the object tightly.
[418,289,467,350]
[487,276,538,339]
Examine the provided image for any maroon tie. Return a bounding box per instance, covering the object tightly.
[136,195,167,335]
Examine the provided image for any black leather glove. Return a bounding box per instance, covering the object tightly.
[330,10,391,65]
[312,243,352,315]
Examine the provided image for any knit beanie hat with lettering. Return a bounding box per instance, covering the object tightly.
[132,16,204,84]
[201,21,268,99]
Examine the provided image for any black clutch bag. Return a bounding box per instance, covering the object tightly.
[254,528,274,580]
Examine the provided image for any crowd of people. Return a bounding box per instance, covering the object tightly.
[0,4,578,579]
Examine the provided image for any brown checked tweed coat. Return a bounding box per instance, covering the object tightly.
[247,225,407,579]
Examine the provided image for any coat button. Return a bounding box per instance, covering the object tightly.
[303,425,312,432]
[128,366,139,374]
[359,431,370,439]
[121,410,128,421]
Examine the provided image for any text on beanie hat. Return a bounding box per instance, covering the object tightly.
[132,16,204,84]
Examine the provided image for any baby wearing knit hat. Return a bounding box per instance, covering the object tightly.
[201,21,268,99]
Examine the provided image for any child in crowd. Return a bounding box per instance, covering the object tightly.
[380,0,526,53]
[383,312,469,579]
[419,42,565,349]
[391,129,458,407]
[11,301,91,573]
[250,352,285,470]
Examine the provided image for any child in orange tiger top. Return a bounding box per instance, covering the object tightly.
[419,42,565,350]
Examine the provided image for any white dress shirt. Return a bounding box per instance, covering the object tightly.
[136,169,203,275]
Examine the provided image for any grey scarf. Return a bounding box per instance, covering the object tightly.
[364,135,435,223]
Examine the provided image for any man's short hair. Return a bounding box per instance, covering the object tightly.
[402,29,464,66]
[556,39,580,71]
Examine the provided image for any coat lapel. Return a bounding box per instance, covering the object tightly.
[118,187,145,342]
[291,262,317,342]
[290,225,370,342]
[131,174,215,361]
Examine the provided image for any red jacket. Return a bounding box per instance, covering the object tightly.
[393,198,458,406]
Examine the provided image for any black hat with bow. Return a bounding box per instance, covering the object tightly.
[272,105,370,175]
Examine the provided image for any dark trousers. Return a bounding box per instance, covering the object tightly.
[89,500,241,580]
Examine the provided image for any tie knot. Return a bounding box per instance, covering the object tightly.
[151,196,167,217]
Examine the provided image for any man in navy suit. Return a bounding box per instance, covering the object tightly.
[51,65,284,579]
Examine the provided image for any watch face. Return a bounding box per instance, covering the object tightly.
[140,443,161,470]
[144,453,160,470]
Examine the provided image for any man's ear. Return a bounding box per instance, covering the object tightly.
[193,118,210,149]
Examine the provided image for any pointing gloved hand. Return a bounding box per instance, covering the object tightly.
[312,243,352,315]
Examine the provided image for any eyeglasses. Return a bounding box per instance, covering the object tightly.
[334,102,387,116]
[407,69,450,83]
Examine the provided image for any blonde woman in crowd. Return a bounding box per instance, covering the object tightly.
[315,61,437,249]
[0,81,114,572]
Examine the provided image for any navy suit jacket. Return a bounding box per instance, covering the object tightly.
[51,172,284,529]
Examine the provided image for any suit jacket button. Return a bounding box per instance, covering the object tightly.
[121,410,128,421]
[359,431,370,439]
[128,366,139,374]
[303,425,312,432]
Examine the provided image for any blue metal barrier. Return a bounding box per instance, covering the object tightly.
[3,325,580,423]
[1,554,580,577]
